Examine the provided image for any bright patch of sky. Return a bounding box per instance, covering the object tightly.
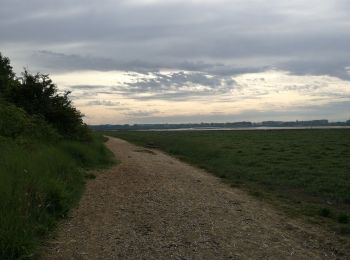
[51,70,350,124]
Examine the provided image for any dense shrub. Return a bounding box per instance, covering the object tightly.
[23,116,61,142]
[0,101,60,141]
[7,70,91,140]
[0,53,17,96]
[0,101,30,138]
[0,52,91,140]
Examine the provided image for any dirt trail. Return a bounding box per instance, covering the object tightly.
[43,137,346,259]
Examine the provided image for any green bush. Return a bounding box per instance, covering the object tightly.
[0,53,17,96]
[0,52,92,140]
[23,116,61,142]
[0,101,60,142]
[6,70,90,140]
[0,101,30,138]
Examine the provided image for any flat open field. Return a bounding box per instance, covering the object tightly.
[106,129,350,233]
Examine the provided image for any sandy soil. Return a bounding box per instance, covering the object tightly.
[42,137,348,259]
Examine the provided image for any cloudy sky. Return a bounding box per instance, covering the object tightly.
[1,0,350,124]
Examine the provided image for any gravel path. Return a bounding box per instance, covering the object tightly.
[43,137,347,259]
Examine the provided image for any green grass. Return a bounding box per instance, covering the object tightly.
[107,129,350,231]
[0,135,114,259]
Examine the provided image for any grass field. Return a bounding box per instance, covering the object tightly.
[107,129,350,233]
[0,134,114,259]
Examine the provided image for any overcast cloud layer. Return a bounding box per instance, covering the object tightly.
[1,0,350,123]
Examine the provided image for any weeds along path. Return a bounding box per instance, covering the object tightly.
[43,137,346,259]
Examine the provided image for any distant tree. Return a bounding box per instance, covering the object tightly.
[0,52,17,96]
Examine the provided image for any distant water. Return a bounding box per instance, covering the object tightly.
[139,126,350,131]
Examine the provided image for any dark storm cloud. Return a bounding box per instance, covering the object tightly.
[31,50,264,76]
[31,50,165,73]
[1,0,350,79]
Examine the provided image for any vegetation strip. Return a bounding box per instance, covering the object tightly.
[0,53,114,259]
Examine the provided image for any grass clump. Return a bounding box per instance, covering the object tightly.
[0,136,114,259]
[319,208,332,218]
[338,213,349,224]
[339,225,350,235]
[59,137,114,169]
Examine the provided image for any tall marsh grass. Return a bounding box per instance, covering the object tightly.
[0,136,114,259]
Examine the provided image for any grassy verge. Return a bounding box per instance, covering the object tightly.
[0,134,114,259]
[106,129,350,234]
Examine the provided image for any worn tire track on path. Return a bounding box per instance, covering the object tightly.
[43,137,346,259]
